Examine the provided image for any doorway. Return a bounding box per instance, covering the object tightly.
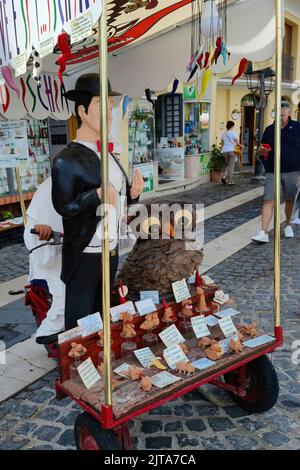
[241,94,259,166]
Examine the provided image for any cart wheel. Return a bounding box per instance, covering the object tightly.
[224,355,279,413]
[74,412,122,450]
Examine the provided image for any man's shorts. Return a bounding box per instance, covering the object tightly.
[264,171,300,201]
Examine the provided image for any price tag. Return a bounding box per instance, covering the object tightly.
[114,363,132,377]
[243,335,275,348]
[159,324,185,348]
[218,317,237,338]
[71,11,93,44]
[151,371,181,388]
[40,37,55,58]
[77,312,103,337]
[140,291,160,305]
[134,347,156,368]
[192,358,216,370]
[110,301,136,323]
[191,315,211,338]
[215,308,240,319]
[163,344,189,370]
[77,358,101,389]
[172,279,191,303]
[14,53,27,77]
[219,335,238,353]
[135,298,157,316]
[205,315,219,327]
[58,326,83,344]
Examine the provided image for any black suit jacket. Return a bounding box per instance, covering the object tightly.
[51,142,137,283]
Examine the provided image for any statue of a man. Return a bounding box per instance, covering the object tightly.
[51,73,144,331]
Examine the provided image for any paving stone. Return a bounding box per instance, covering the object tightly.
[149,405,172,416]
[194,404,219,416]
[176,434,199,448]
[28,445,54,450]
[262,431,289,447]
[15,422,39,436]
[238,417,266,433]
[57,410,81,426]
[201,436,226,450]
[9,403,38,418]
[282,382,300,395]
[141,420,163,434]
[185,419,207,432]
[32,425,61,441]
[279,395,300,410]
[36,407,61,421]
[174,404,194,417]
[145,436,172,449]
[164,421,183,433]
[27,380,49,392]
[57,429,75,448]
[208,417,235,432]
[15,391,34,401]
[29,390,55,403]
[0,438,29,450]
[225,433,258,450]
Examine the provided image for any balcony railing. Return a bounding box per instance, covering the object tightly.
[282,54,294,82]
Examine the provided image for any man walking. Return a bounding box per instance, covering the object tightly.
[252,101,300,243]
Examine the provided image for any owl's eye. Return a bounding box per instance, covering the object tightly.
[174,209,193,228]
[141,217,161,236]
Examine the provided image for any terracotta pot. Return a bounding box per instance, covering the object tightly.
[210,169,222,183]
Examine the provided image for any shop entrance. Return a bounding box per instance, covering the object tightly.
[241,94,259,166]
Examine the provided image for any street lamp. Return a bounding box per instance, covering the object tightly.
[245,64,276,182]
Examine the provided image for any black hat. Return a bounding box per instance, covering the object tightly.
[281,100,290,109]
[66,73,121,101]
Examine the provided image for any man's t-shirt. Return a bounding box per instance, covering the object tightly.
[261,119,300,173]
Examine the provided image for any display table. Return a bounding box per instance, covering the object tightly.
[156,148,185,181]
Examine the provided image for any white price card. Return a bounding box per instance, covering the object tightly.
[163,345,189,370]
[114,363,132,377]
[58,326,83,344]
[135,298,157,316]
[140,291,160,305]
[77,312,103,337]
[110,301,136,323]
[219,334,238,353]
[71,11,93,44]
[134,347,156,368]
[14,53,27,77]
[77,357,101,389]
[40,37,55,58]
[192,358,216,370]
[191,315,211,339]
[151,371,181,388]
[159,324,185,348]
[243,335,275,348]
[171,279,191,304]
[205,315,219,327]
[215,308,240,319]
[218,317,237,338]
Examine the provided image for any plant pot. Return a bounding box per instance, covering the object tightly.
[210,169,222,183]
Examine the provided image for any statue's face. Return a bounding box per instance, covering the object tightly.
[80,95,114,136]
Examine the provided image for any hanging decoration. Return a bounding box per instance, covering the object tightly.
[31,47,43,88]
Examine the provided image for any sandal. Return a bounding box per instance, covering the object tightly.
[221,178,227,185]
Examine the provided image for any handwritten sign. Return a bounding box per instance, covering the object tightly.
[135,298,157,316]
[192,358,216,370]
[243,335,275,348]
[159,324,185,348]
[140,291,160,305]
[163,345,189,369]
[58,326,83,344]
[134,347,156,368]
[172,279,191,304]
[205,315,219,327]
[151,371,181,388]
[40,38,55,58]
[71,11,93,44]
[114,363,132,377]
[77,358,101,389]
[77,312,103,337]
[218,317,237,338]
[110,301,136,323]
[215,308,240,319]
[14,53,27,77]
[191,316,211,339]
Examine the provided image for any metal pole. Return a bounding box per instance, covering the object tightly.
[14,168,27,225]
[274,0,283,329]
[252,72,266,182]
[98,6,112,406]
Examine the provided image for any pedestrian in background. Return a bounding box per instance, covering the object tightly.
[221,121,240,186]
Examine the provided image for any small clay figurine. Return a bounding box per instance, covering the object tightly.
[120,311,136,338]
[175,361,196,375]
[239,323,257,338]
[162,299,176,323]
[195,271,204,288]
[140,312,160,330]
[119,280,128,304]
[205,340,224,361]
[195,287,210,313]
[198,337,213,350]
[213,290,229,305]
[179,343,189,355]
[230,337,243,353]
[181,299,193,318]
[139,376,152,392]
[68,342,87,358]
[148,357,166,371]
[98,330,104,347]
[124,366,143,381]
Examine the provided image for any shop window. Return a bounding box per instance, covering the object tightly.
[184,102,210,155]
[128,100,155,165]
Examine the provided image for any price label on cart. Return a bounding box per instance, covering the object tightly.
[135,298,157,316]
[134,347,156,368]
[192,358,216,370]
[78,312,103,337]
[110,301,136,323]
[215,308,240,319]
[243,335,275,348]
[77,357,101,389]
[172,279,191,304]
[219,334,239,353]
[163,344,189,370]
[140,291,160,305]
[151,371,181,388]
[114,363,132,377]
[218,317,237,338]
[191,315,211,338]
[205,315,219,327]
[58,326,83,344]
[159,324,185,348]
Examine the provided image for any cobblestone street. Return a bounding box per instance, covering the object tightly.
[0,175,299,450]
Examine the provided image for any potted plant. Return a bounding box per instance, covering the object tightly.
[208,144,227,183]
